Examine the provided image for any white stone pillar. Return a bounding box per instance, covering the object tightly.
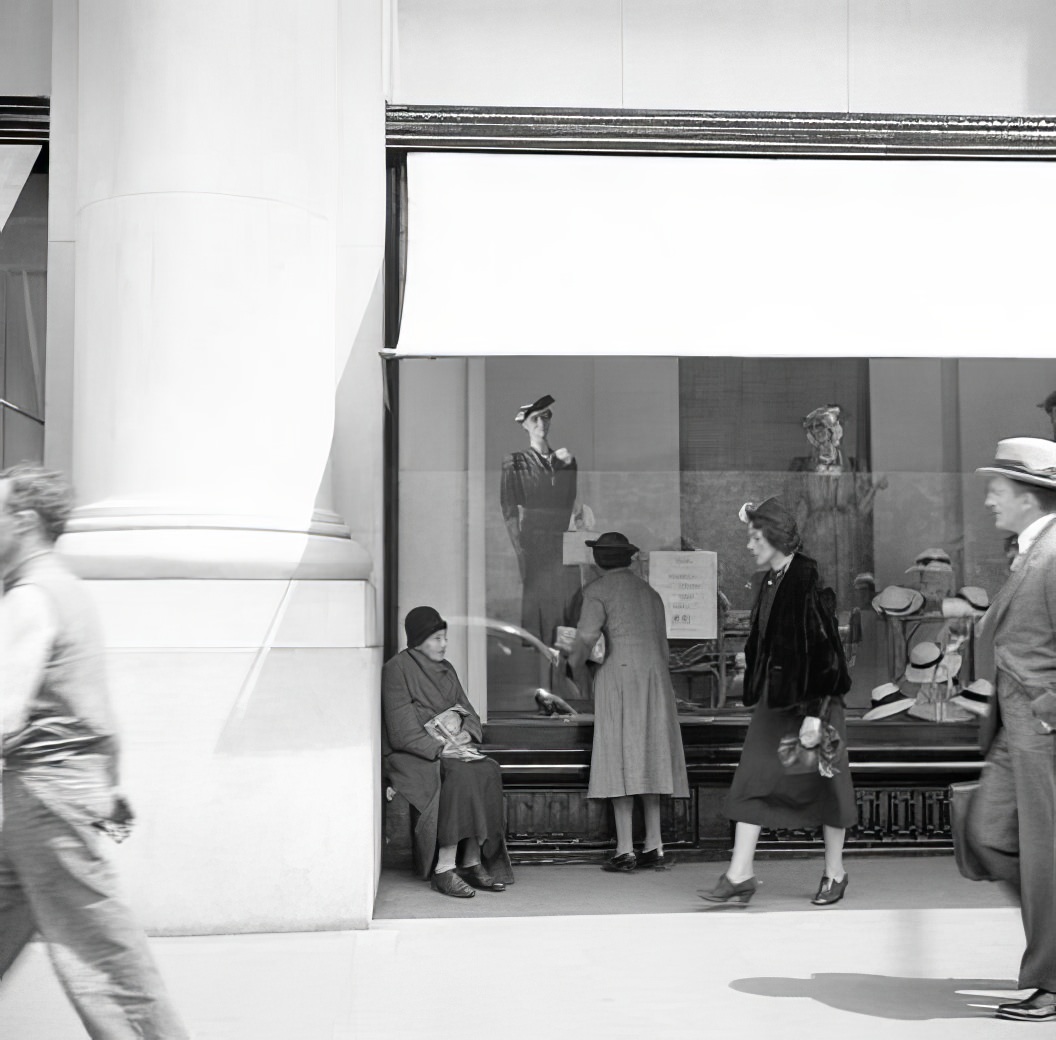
[53,0,385,932]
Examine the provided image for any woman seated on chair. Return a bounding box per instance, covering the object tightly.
[381,606,514,898]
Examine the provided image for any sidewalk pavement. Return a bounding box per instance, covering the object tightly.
[0,858,1031,1040]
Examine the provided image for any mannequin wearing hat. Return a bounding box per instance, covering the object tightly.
[382,607,514,898]
[787,404,887,613]
[500,394,582,687]
[966,438,1056,1021]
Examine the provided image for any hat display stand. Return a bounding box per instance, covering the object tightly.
[905,669,974,723]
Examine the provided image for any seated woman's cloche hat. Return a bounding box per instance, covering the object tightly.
[405,605,447,649]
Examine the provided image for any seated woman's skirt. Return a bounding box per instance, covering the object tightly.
[437,756,506,848]
[724,697,856,830]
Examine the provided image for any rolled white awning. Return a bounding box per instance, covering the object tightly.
[395,150,1054,357]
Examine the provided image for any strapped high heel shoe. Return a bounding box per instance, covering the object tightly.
[697,872,758,904]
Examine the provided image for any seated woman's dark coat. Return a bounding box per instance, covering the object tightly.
[743,553,851,716]
[381,648,513,882]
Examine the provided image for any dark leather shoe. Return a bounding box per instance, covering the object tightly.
[458,864,506,891]
[997,990,1056,1021]
[812,873,849,906]
[698,873,757,904]
[601,852,637,873]
[637,847,667,869]
[431,869,475,898]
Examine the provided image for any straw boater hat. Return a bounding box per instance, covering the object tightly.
[976,438,1056,490]
[951,678,995,718]
[942,586,991,617]
[862,682,915,721]
[514,394,555,424]
[905,547,953,574]
[871,585,925,617]
[904,641,961,684]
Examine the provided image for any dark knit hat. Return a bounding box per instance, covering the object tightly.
[405,605,447,649]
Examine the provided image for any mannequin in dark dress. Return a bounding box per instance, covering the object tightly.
[501,394,581,690]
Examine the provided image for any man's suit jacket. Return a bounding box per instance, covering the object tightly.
[978,516,1056,754]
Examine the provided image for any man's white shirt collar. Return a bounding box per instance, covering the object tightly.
[1017,513,1056,557]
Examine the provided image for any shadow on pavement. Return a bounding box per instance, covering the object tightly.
[730,974,1019,1019]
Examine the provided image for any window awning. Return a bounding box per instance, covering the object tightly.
[394,151,1055,357]
[0,145,40,233]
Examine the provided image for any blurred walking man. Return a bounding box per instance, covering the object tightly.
[970,439,1056,1023]
[0,464,188,1039]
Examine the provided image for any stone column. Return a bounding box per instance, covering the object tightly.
[52,0,385,932]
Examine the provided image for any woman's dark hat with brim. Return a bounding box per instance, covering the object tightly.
[977,437,1056,490]
[405,605,447,649]
[514,394,555,424]
[582,532,637,565]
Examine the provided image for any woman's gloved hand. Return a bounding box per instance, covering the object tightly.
[799,716,823,748]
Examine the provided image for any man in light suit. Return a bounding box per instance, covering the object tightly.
[969,438,1056,1022]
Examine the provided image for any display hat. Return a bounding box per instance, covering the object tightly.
[941,598,975,618]
[514,394,555,424]
[1038,390,1056,414]
[957,586,989,611]
[976,437,1056,490]
[871,585,925,617]
[404,605,447,649]
[904,641,962,683]
[853,572,876,590]
[585,531,639,555]
[862,682,915,720]
[905,547,952,573]
[951,678,995,718]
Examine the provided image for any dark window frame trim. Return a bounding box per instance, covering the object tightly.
[386,104,1056,159]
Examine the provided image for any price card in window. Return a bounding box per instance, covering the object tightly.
[647,551,718,640]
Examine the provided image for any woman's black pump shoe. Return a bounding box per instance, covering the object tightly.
[601,852,637,873]
[811,873,848,906]
[698,873,758,904]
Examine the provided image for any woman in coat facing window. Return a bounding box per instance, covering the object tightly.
[382,606,513,898]
[563,532,690,872]
[699,498,855,907]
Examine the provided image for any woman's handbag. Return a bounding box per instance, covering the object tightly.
[776,697,842,776]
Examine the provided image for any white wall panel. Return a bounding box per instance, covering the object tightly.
[623,0,848,112]
[394,0,623,107]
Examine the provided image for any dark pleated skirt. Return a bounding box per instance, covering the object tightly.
[724,697,856,829]
[436,756,506,847]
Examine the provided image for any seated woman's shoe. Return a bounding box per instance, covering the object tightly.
[601,852,637,873]
[811,873,848,906]
[458,864,506,891]
[637,847,667,869]
[431,869,475,898]
[697,873,757,904]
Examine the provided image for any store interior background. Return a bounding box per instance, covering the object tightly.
[398,356,1056,718]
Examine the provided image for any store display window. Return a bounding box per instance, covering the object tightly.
[393,354,1056,734]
